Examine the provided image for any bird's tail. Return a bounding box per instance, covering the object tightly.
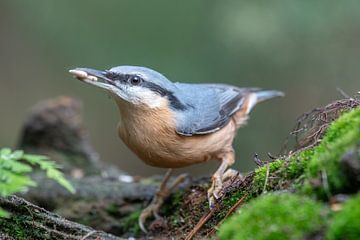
[254,90,284,103]
[244,90,284,114]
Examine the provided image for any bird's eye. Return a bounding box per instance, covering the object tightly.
[129,75,143,85]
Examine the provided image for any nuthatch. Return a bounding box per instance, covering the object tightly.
[69,66,283,232]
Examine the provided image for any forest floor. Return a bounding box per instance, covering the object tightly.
[0,94,359,240]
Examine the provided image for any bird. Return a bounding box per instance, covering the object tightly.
[69,66,283,232]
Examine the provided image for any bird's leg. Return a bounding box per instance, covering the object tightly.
[207,149,235,208]
[139,169,187,233]
[152,172,188,219]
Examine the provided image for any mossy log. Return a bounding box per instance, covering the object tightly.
[20,174,165,236]
[0,195,122,240]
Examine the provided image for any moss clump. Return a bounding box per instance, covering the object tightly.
[251,153,308,196]
[218,193,325,240]
[253,159,284,191]
[121,210,141,236]
[0,214,47,239]
[304,107,360,198]
[326,194,360,240]
[214,148,311,222]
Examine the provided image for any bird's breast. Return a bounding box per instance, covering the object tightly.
[117,103,183,167]
[116,102,238,168]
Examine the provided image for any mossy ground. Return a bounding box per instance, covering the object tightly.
[84,102,359,239]
[2,100,359,239]
[140,104,360,239]
[217,106,360,239]
[326,194,360,240]
[304,106,360,198]
[218,193,326,240]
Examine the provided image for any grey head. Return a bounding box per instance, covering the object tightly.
[69,66,284,136]
[69,66,188,109]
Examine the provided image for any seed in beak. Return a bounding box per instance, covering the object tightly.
[87,75,98,81]
[69,69,98,81]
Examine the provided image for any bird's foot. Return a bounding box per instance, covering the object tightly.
[139,192,165,233]
[207,168,239,209]
[139,173,188,233]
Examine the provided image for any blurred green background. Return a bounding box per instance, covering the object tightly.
[1,1,359,176]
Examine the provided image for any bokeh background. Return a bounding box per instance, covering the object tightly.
[1,1,359,176]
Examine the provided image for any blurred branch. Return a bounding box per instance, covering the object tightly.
[0,195,122,240]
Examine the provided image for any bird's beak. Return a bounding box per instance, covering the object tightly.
[69,68,115,91]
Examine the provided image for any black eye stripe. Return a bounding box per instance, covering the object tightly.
[105,71,189,110]
[105,71,146,86]
[142,81,189,110]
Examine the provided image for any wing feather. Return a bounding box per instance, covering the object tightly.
[174,83,255,136]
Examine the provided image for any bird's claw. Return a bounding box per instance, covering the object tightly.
[138,172,188,233]
[139,201,163,233]
[207,168,240,209]
[207,178,223,209]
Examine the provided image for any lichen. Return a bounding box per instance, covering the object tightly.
[326,194,360,240]
[218,193,325,240]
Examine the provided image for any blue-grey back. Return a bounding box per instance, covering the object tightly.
[172,83,256,136]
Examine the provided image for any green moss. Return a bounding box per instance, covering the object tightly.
[0,214,47,239]
[212,107,359,239]
[162,190,184,215]
[253,159,283,191]
[251,154,308,196]
[303,107,360,198]
[121,210,141,236]
[287,149,313,177]
[254,160,283,181]
[105,203,120,216]
[222,191,245,208]
[218,193,325,240]
[326,194,360,240]
[164,189,194,228]
[215,148,310,222]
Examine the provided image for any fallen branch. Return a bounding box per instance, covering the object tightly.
[184,208,217,240]
[0,195,123,240]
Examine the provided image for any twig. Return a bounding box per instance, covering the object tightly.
[263,162,270,193]
[81,230,101,240]
[336,87,350,98]
[267,152,278,160]
[281,97,360,155]
[321,169,331,199]
[205,194,248,238]
[184,173,241,240]
[223,194,247,220]
[185,207,217,240]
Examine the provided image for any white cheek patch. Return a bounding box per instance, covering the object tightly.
[245,93,258,114]
[127,86,167,108]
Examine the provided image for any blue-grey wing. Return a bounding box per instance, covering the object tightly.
[173,83,257,136]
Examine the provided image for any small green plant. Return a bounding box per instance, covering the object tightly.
[0,148,75,216]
